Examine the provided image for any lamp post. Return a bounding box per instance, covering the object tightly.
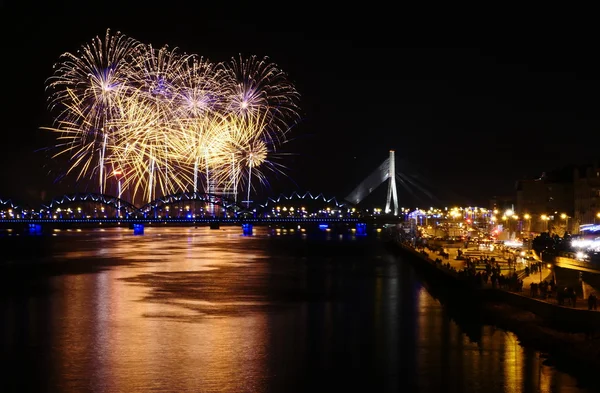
[539,250,543,283]
[595,212,600,224]
[524,213,531,234]
[560,213,569,234]
[504,209,514,239]
[114,170,122,218]
[541,214,549,233]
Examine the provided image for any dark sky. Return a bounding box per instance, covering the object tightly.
[1,3,598,208]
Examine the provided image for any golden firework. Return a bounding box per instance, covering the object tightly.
[44,31,301,204]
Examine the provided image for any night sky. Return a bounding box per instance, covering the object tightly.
[1,3,598,208]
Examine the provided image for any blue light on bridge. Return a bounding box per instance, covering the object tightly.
[242,223,253,236]
[133,223,144,235]
[319,224,328,230]
[356,223,367,236]
[28,223,42,235]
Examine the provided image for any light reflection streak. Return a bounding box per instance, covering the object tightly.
[413,282,581,392]
[503,332,523,390]
[91,270,112,390]
[54,274,95,391]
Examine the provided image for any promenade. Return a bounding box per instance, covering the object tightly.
[416,243,600,312]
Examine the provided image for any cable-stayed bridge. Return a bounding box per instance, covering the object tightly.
[345,150,399,215]
[343,149,458,214]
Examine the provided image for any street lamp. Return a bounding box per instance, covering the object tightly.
[596,212,600,224]
[524,213,531,233]
[560,213,569,233]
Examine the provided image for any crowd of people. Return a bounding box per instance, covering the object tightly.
[393,230,597,311]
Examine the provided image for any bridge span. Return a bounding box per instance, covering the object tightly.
[0,215,402,236]
[1,191,360,217]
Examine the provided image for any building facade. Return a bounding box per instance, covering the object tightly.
[515,162,600,235]
[574,163,600,229]
[516,167,574,234]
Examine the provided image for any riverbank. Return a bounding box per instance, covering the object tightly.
[387,239,600,391]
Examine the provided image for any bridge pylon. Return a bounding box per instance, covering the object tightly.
[385,150,399,216]
[344,149,400,215]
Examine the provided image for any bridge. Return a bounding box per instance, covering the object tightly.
[1,151,406,234]
[1,191,361,218]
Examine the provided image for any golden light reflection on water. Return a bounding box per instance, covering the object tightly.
[415,286,585,393]
[49,227,270,392]
[3,227,592,393]
[503,330,523,390]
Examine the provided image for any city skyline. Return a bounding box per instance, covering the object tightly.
[2,4,599,207]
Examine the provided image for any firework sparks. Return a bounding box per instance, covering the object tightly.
[224,54,300,144]
[47,29,144,194]
[44,30,300,205]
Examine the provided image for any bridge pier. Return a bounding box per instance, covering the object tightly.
[132,223,144,235]
[242,223,253,236]
[209,222,220,230]
[355,223,367,236]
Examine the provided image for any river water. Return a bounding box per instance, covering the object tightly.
[0,227,594,392]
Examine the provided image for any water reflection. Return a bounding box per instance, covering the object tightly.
[0,227,594,392]
[415,275,588,393]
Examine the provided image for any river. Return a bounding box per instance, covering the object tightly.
[0,227,594,392]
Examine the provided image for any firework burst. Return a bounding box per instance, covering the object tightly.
[46,29,144,193]
[223,54,300,144]
[43,31,300,206]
